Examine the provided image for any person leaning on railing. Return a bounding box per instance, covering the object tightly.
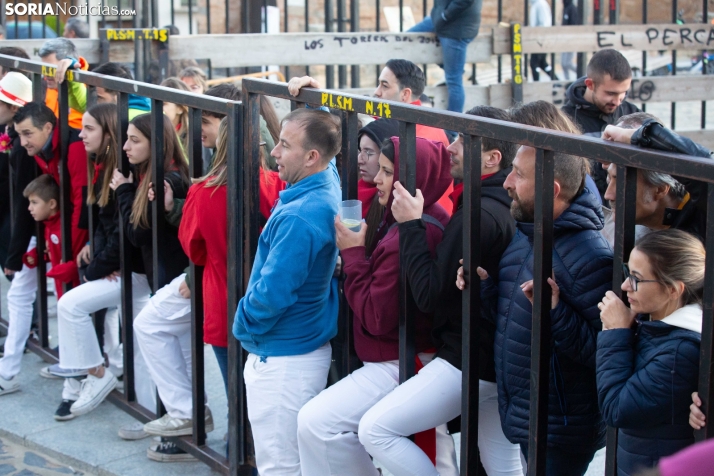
[232,107,342,476]
[357,106,523,476]
[298,136,457,475]
[462,101,614,476]
[602,114,713,242]
[38,38,88,130]
[596,229,705,476]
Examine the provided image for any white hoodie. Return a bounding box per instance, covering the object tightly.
[661,303,703,334]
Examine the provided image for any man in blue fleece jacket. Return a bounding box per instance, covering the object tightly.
[233,107,342,476]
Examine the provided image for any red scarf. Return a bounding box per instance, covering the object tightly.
[450,173,496,214]
[92,163,104,185]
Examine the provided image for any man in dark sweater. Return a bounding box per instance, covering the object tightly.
[562,49,640,199]
[357,106,523,475]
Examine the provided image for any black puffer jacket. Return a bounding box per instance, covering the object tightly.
[114,170,189,292]
[430,0,482,40]
[481,187,612,452]
[82,178,144,281]
[597,306,701,476]
[631,119,712,241]
[399,168,514,380]
[5,125,39,272]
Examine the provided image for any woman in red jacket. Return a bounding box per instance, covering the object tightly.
[297,136,456,475]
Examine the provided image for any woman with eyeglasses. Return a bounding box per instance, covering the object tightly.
[596,229,704,476]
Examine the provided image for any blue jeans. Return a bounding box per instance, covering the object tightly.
[520,444,596,476]
[212,345,228,397]
[408,17,473,114]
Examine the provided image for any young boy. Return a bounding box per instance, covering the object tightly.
[22,174,80,297]
[0,175,79,395]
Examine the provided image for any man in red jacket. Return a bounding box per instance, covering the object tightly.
[13,101,88,266]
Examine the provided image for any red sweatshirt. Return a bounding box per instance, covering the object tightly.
[341,137,452,362]
[34,126,88,263]
[179,169,285,346]
[23,212,79,299]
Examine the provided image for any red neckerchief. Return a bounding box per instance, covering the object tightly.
[175,123,182,132]
[450,173,496,214]
[92,163,104,185]
[358,180,378,219]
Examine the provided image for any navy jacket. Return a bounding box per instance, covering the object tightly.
[482,187,612,452]
[597,306,701,476]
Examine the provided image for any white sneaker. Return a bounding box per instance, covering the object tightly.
[143,406,214,437]
[0,375,20,396]
[70,371,117,416]
[118,421,150,440]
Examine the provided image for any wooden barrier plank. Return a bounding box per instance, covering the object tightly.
[168,32,492,68]
[1,39,137,64]
[493,23,714,54]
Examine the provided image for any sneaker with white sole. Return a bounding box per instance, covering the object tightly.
[118,421,150,440]
[0,375,20,396]
[70,371,117,416]
[147,439,197,462]
[54,399,76,421]
[143,406,215,437]
[40,364,89,379]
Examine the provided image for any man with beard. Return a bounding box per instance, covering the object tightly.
[561,49,640,200]
[459,101,613,476]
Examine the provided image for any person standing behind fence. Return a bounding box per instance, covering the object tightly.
[601,114,712,242]
[0,73,37,368]
[560,0,579,80]
[38,38,88,130]
[528,0,557,81]
[298,136,456,475]
[161,77,191,155]
[597,229,704,476]
[407,0,482,115]
[45,104,146,420]
[179,67,208,95]
[460,101,613,476]
[561,49,640,200]
[359,106,523,476]
[233,108,342,476]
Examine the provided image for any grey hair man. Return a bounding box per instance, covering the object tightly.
[63,18,90,39]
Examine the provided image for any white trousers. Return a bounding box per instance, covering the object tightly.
[0,238,42,380]
[359,357,524,476]
[57,273,155,409]
[245,343,332,476]
[134,274,193,419]
[297,356,458,476]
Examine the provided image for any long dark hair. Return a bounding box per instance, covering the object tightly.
[86,103,119,207]
[129,113,190,228]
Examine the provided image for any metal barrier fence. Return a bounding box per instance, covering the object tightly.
[240,78,714,476]
[1,53,713,476]
[0,53,251,475]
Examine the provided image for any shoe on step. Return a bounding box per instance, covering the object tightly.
[70,371,117,416]
[54,399,76,421]
[0,375,20,396]
[147,439,197,462]
[119,421,150,440]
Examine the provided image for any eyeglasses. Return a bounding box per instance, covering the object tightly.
[358,149,377,159]
[622,264,660,291]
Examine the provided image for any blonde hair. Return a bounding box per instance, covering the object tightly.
[160,77,190,153]
[634,229,706,307]
[194,117,270,189]
[178,66,207,93]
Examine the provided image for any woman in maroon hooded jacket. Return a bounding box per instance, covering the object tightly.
[296,137,455,475]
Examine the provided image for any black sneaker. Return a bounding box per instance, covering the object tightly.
[147,439,197,462]
[54,399,77,421]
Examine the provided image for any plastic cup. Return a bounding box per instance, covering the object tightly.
[340,200,362,232]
